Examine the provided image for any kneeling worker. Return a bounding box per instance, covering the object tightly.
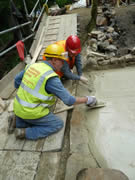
[10,44,96,140]
[43,35,88,84]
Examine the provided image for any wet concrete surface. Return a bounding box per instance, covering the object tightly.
[76,66,135,180]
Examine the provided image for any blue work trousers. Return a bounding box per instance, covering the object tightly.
[16,112,64,140]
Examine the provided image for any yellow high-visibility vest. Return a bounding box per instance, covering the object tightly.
[14,63,58,119]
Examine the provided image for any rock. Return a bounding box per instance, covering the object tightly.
[76,168,129,180]
[96,16,108,26]
[98,40,110,52]
[108,52,116,57]
[90,30,103,39]
[112,31,119,39]
[106,45,117,52]
[49,7,66,16]
[7,99,14,112]
[88,38,98,52]
[107,27,114,33]
[124,54,134,62]
[131,47,135,55]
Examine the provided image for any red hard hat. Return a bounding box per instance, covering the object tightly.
[66,35,81,55]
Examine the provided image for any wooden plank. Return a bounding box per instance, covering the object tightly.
[42,111,67,152]
[0,62,25,99]
[30,44,42,64]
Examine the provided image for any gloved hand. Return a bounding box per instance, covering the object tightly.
[86,96,97,107]
[80,76,88,84]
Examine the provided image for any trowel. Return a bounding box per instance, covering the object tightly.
[87,101,106,109]
[54,101,106,114]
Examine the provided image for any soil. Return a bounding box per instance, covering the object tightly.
[114,6,135,55]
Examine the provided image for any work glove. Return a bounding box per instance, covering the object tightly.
[86,96,97,107]
[80,76,88,84]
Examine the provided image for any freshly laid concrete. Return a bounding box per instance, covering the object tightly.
[81,66,135,180]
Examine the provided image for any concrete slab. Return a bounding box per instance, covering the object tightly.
[81,66,135,180]
[35,152,61,180]
[0,62,25,99]
[70,107,90,154]
[0,111,9,149]
[0,151,40,180]
[42,111,67,152]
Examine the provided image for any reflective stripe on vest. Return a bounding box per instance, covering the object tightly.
[16,95,50,108]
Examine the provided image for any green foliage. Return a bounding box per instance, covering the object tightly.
[56,0,72,8]
[88,0,98,32]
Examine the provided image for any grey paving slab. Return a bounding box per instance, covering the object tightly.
[35,152,61,180]
[70,107,90,154]
[0,62,25,99]
[42,111,67,152]
[23,138,45,152]
[82,66,135,180]
[4,133,25,150]
[0,111,9,149]
[0,151,40,180]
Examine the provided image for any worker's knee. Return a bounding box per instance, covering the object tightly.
[56,119,64,130]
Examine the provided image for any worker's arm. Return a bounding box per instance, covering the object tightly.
[61,61,81,80]
[75,54,88,84]
[14,70,25,88]
[74,54,82,76]
[46,77,96,106]
[46,77,76,106]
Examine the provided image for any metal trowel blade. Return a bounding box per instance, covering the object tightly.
[88,102,106,109]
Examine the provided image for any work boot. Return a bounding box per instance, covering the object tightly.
[8,114,16,134]
[15,128,25,139]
